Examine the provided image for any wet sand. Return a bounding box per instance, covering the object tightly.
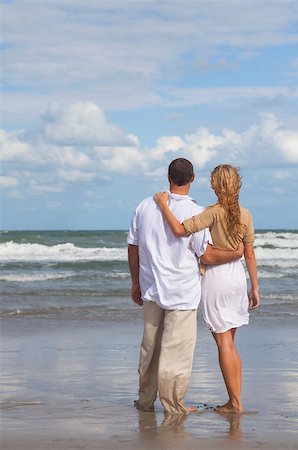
[1,311,298,450]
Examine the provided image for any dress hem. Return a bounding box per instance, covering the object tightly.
[207,320,249,334]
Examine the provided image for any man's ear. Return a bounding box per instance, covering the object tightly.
[190,174,195,183]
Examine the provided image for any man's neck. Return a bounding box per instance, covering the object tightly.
[169,184,190,196]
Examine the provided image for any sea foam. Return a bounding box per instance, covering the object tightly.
[0,272,75,282]
[0,241,127,262]
[1,232,298,264]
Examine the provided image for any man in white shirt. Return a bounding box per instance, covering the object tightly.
[128,158,243,414]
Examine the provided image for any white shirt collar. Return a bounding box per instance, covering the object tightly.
[168,190,197,203]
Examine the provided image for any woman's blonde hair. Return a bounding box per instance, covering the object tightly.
[211,164,242,237]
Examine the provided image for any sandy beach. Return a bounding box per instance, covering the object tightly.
[1,310,297,450]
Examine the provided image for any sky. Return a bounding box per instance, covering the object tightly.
[1,0,298,230]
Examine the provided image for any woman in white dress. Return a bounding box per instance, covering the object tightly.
[154,164,259,413]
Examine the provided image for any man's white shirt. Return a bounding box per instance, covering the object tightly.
[127,191,211,310]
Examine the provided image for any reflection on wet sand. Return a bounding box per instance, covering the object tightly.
[218,412,243,441]
[137,409,243,449]
[1,317,297,450]
[137,410,188,449]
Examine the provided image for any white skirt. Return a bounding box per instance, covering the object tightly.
[200,260,249,333]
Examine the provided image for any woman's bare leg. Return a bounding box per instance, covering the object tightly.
[231,328,242,395]
[212,328,243,413]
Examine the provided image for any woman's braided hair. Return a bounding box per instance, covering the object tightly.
[211,164,242,237]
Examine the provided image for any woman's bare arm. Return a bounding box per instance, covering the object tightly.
[244,243,260,309]
[201,242,244,264]
[154,192,187,236]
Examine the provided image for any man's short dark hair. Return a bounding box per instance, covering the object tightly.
[168,158,194,186]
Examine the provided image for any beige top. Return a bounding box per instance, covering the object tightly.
[183,204,254,251]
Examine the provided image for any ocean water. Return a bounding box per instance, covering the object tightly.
[0,230,297,321]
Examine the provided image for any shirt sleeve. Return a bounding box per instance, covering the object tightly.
[127,209,139,245]
[190,227,212,258]
[183,207,215,234]
[243,211,255,245]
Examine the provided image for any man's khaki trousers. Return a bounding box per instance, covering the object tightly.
[138,301,197,414]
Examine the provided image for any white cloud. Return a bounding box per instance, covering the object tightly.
[57,169,96,183]
[273,171,291,181]
[184,128,223,168]
[143,112,298,170]
[29,182,63,194]
[275,130,298,163]
[149,136,185,161]
[1,2,297,229]
[2,1,298,123]
[43,102,130,146]
[0,176,19,187]
[0,130,38,163]
[97,146,146,174]
[253,113,298,164]
[164,86,298,108]
[1,103,297,200]
[49,146,92,169]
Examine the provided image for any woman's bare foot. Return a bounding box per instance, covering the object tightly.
[186,405,198,413]
[214,400,242,414]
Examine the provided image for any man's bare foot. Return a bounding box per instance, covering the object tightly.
[214,400,242,414]
[134,400,154,411]
[186,405,198,413]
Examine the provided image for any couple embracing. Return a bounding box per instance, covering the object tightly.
[127,158,259,415]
